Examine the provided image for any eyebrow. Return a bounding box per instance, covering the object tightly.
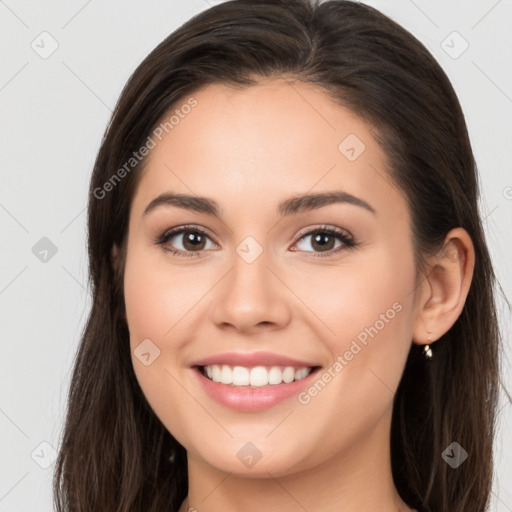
[143,190,376,217]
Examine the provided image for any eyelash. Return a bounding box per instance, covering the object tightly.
[154,224,357,259]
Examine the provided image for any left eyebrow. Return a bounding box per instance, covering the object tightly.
[143,190,376,217]
[278,190,376,216]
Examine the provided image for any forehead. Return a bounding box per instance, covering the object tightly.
[131,78,403,220]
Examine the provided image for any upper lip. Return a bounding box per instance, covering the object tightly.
[190,351,320,368]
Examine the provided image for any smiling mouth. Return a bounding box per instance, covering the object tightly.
[196,364,321,388]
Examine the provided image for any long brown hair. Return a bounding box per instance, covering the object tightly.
[53,1,507,511]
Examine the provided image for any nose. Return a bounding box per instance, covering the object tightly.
[211,249,292,334]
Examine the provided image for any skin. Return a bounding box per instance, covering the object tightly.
[117,78,475,512]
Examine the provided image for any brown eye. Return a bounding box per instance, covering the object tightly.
[180,230,207,251]
[156,226,216,258]
[310,232,337,252]
[293,226,356,257]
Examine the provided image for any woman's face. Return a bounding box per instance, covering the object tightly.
[123,78,421,477]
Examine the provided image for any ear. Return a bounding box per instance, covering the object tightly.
[412,227,475,346]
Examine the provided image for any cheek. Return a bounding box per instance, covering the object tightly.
[280,252,416,457]
[123,243,204,345]
[291,247,415,347]
[123,246,201,443]
[293,245,417,404]
[124,267,179,344]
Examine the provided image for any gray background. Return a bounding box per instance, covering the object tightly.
[1,0,511,510]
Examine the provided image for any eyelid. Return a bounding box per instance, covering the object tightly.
[291,224,356,257]
[153,224,218,259]
[155,224,218,245]
[294,224,353,242]
[155,223,356,258]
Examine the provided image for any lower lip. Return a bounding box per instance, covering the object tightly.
[192,367,320,412]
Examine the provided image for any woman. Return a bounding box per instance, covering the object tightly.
[53,1,505,511]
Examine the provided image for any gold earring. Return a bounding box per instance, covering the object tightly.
[423,331,433,360]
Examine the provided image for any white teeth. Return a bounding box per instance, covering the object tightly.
[211,365,221,382]
[283,367,295,383]
[295,367,309,380]
[249,366,268,387]
[203,364,313,386]
[220,365,232,384]
[268,366,283,385]
[232,366,250,385]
